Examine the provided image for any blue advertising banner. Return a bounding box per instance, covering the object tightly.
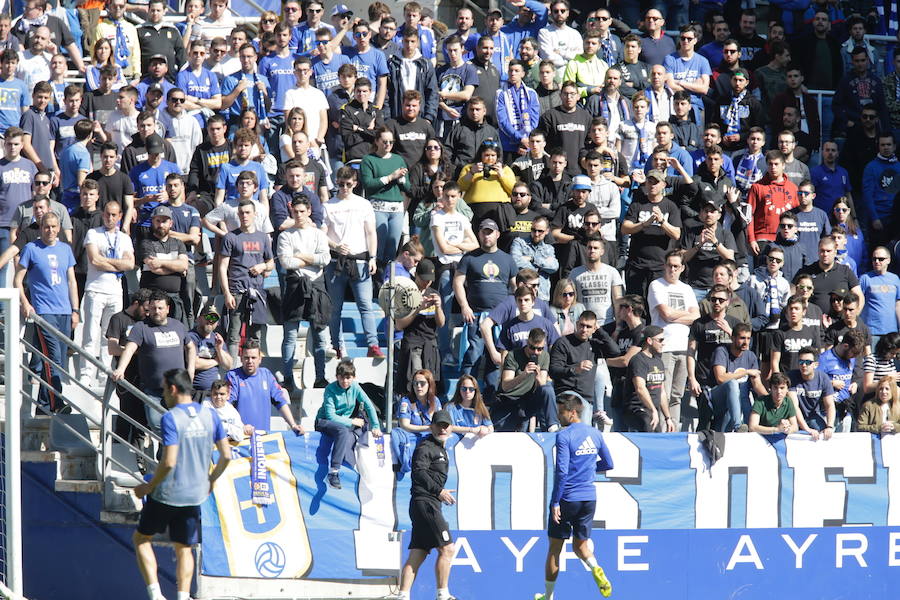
[201,431,900,598]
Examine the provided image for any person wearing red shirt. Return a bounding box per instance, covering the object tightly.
[746,150,798,261]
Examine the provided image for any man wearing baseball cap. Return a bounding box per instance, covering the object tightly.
[136,54,176,111]
[549,174,596,244]
[621,168,682,296]
[139,203,190,324]
[396,409,459,600]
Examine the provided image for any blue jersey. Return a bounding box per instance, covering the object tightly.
[176,67,221,126]
[135,77,176,111]
[221,72,270,121]
[662,52,711,114]
[258,53,296,114]
[0,77,29,134]
[290,22,336,57]
[59,142,91,195]
[226,366,287,431]
[19,239,76,315]
[348,47,389,97]
[550,422,613,506]
[447,403,493,429]
[860,271,900,334]
[311,53,351,95]
[398,397,442,426]
[155,402,226,507]
[50,112,82,157]
[817,348,856,404]
[129,159,181,199]
[394,23,435,60]
[216,160,268,203]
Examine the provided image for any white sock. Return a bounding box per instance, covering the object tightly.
[437,587,451,600]
[397,592,410,600]
[146,583,162,600]
[584,555,599,569]
[544,580,556,600]
[177,592,190,600]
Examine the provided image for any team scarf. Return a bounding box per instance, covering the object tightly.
[114,20,131,69]
[250,429,273,505]
[502,83,531,133]
[725,90,746,137]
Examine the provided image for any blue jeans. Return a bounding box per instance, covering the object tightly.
[33,313,71,412]
[460,318,500,402]
[143,394,165,437]
[437,267,455,358]
[711,379,752,432]
[325,260,378,349]
[315,418,356,471]
[282,320,328,382]
[374,210,403,266]
[493,383,560,431]
[691,287,709,303]
[593,361,609,413]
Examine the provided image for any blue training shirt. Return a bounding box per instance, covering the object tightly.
[226,366,287,431]
[155,402,226,507]
[550,421,613,507]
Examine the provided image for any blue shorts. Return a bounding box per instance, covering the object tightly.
[137,496,201,546]
[548,499,596,541]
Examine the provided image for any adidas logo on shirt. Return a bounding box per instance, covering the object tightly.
[575,437,598,456]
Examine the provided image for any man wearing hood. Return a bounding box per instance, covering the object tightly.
[861,133,900,246]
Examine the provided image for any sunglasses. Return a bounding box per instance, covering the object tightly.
[261,18,276,23]
[204,314,220,323]
[413,380,429,386]
[798,359,815,366]
[512,191,530,196]
[562,291,575,297]
[307,7,322,13]
[710,297,728,303]
[834,207,849,213]
[532,228,547,234]
[354,31,370,38]
[680,36,695,41]
[315,39,329,45]
[337,181,355,188]
[874,256,889,261]
[779,223,795,228]
[35,180,51,185]
[584,221,600,227]
[170,97,185,103]
[797,190,813,196]
[426,145,441,150]
[767,257,784,263]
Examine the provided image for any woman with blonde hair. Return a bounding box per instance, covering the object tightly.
[448,374,493,437]
[280,106,308,161]
[857,375,900,435]
[550,278,585,336]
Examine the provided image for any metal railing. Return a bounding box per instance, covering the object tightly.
[21,313,165,490]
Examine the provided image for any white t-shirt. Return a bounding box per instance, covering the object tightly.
[323,193,376,255]
[648,277,698,353]
[84,227,135,294]
[204,198,274,234]
[430,210,470,265]
[107,111,138,156]
[569,262,623,325]
[283,86,329,143]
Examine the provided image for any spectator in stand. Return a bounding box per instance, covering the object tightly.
[338,77,382,165]
[16,212,78,413]
[538,81,592,177]
[394,259,443,393]
[226,339,303,435]
[777,131,810,187]
[647,249,699,430]
[347,20,389,111]
[510,215,557,301]
[112,290,196,433]
[548,310,598,425]
[135,55,175,111]
[385,28,437,123]
[458,139,516,230]
[668,91,701,152]
[361,126,409,274]
[203,379,244,442]
[106,288,152,445]
[137,0,185,77]
[185,114,229,215]
[87,143,135,229]
[664,24,710,125]
[549,278,584,336]
[187,305,232,394]
[622,324,670,432]
[788,181,829,259]
[129,133,181,219]
[157,88,202,175]
[530,148,570,214]
[863,334,900,398]
[753,40,789,109]
[798,234,865,314]
[495,326,559,432]
[860,248,900,348]
[88,0,139,80]
[769,65,821,153]
[823,293,871,355]
[177,40,223,129]
[561,32,609,101]
[140,202,189,319]
[829,197,865,274]
[709,322,767,432]
[746,150,798,260]
[833,47,889,139]
[621,169,682,296]
[0,50,29,144]
[771,213,810,283]
[714,68,763,153]
[862,133,899,247]
[447,374,493,436]
[614,34,650,99]
[324,167,382,358]
[282,57,328,152]
[748,372,798,434]
[0,128,36,269]
[19,82,55,178]
[638,9,674,67]
[818,329,866,431]
[857,375,900,434]
[106,86,140,156]
[384,90,437,171]
[58,119,93,212]
[316,359,382,489]
[435,34,478,136]
[789,346,836,440]
[496,60,539,158]
[810,142,852,215]
[121,110,178,176]
[372,16,399,58]
[278,194,331,389]
[78,199,134,387]
[392,368,443,475]
[731,127,766,196]
[569,234,623,325]
[681,199,736,300]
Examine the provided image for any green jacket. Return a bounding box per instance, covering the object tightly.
[317,381,381,430]
[360,152,410,203]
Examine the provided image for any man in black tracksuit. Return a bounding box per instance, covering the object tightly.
[397,410,459,600]
[186,115,230,216]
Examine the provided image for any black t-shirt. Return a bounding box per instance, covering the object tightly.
[624,197,682,271]
[87,170,135,209]
[538,106,592,175]
[13,222,40,250]
[126,318,189,395]
[70,208,103,274]
[603,320,645,380]
[511,155,548,184]
[106,309,139,382]
[402,286,439,346]
[797,262,860,313]
[823,319,871,350]
[689,314,740,386]
[776,324,821,373]
[551,200,599,238]
[139,236,187,293]
[502,208,540,250]
[625,350,666,411]
[681,223,736,288]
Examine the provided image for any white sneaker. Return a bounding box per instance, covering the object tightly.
[595,411,614,427]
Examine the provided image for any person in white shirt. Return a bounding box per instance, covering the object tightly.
[283,56,329,150]
[617,94,656,171]
[647,249,700,430]
[157,88,202,174]
[79,200,135,386]
[204,379,245,443]
[323,166,382,357]
[106,86,140,157]
[199,0,237,44]
[16,25,52,94]
[569,235,622,325]
[538,0,582,78]
[277,194,332,388]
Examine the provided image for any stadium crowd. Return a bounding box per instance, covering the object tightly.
[9,0,900,452]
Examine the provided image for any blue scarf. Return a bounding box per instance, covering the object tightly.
[250,429,273,505]
[114,20,130,68]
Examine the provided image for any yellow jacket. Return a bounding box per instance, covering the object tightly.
[458,163,516,205]
[562,54,610,98]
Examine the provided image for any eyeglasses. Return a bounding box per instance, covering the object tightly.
[34,180,51,186]
[562,291,575,297]
[767,257,784,263]
[798,359,815,366]
[797,190,812,196]
[874,256,890,261]
[204,314,220,323]
[460,386,476,392]
[710,297,728,303]
[413,380,428,387]
[528,344,545,352]
[512,191,530,196]
[336,181,355,188]
[170,97,185,103]
[834,207,849,213]
[584,221,600,227]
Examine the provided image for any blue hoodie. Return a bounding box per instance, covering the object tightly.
[861,154,900,222]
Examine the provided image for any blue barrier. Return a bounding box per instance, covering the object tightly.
[201,431,900,598]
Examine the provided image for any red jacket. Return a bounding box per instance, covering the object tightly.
[746,173,798,243]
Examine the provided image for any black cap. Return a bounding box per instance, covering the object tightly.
[415,260,435,281]
[145,133,164,154]
[432,409,453,426]
[641,325,664,345]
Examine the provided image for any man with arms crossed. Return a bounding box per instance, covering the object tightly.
[536,392,613,600]
[133,368,230,600]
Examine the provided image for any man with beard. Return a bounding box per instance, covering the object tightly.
[112,289,197,434]
[538,81,591,176]
[681,199,736,300]
[186,304,232,395]
[140,205,189,324]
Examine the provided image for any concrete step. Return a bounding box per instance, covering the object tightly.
[22,450,98,480]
